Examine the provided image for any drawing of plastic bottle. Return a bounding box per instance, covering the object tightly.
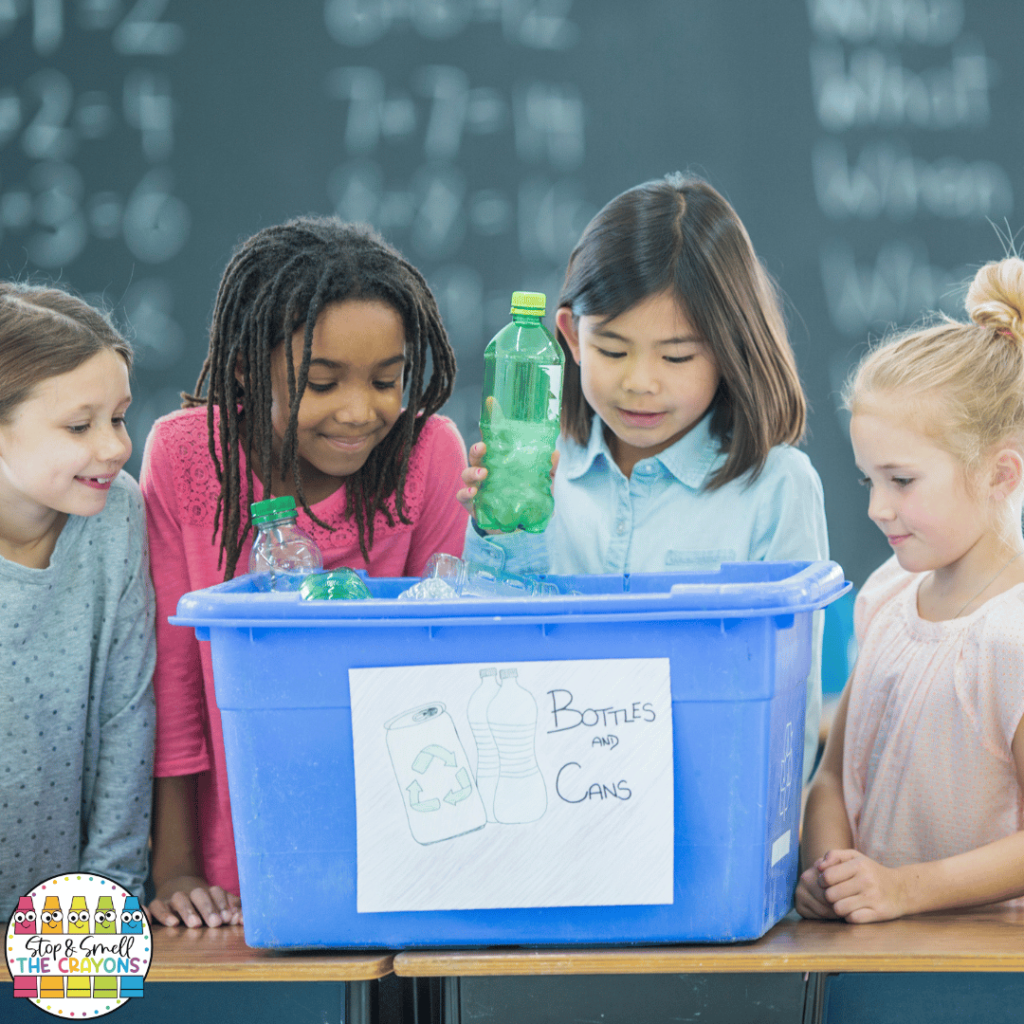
[467,668,501,822]
[488,668,547,823]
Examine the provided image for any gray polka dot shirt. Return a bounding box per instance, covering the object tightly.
[0,473,156,919]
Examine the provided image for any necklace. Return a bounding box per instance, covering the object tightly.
[953,549,1024,618]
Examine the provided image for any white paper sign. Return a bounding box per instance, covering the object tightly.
[349,657,674,913]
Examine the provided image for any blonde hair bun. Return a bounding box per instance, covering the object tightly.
[965,257,1024,343]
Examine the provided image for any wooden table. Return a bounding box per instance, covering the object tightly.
[148,924,392,982]
[392,907,1024,976]
[392,909,1024,1024]
[4,927,393,1024]
[148,926,394,1024]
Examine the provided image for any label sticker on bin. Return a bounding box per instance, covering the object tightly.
[349,657,674,913]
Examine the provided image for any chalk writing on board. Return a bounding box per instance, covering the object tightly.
[807,0,1013,344]
[0,0,189,370]
[323,2,591,442]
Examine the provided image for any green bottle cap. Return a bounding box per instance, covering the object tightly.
[510,291,546,316]
[251,495,297,524]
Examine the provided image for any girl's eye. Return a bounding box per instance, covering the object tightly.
[858,476,872,487]
[892,477,913,488]
[594,347,626,359]
[305,381,335,393]
[112,415,128,427]
[374,378,401,391]
[664,354,694,365]
[67,423,89,434]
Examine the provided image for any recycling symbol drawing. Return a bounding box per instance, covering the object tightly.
[406,744,474,812]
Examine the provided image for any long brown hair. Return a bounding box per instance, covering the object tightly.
[0,282,132,425]
[558,174,805,487]
[186,216,458,580]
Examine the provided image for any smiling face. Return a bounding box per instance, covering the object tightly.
[267,300,406,504]
[850,403,989,575]
[557,289,720,476]
[13,908,36,934]
[0,348,131,530]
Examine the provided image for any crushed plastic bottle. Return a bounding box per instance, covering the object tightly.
[249,496,323,592]
[397,576,461,601]
[475,291,564,533]
[397,552,560,601]
[488,667,547,824]
[300,568,371,601]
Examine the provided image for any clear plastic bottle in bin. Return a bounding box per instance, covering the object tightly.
[427,552,559,598]
[475,291,564,533]
[467,667,500,822]
[488,667,547,824]
[397,553,560,600]
[249,496,323,592]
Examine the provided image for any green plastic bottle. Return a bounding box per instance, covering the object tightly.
[299,568,371,601]
[475,291,565,533]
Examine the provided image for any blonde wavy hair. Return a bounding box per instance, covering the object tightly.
[844,257,1024,476]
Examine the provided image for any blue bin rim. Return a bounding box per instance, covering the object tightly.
[171,559,851,629]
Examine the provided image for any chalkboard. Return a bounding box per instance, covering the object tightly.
[2,0,1021,588]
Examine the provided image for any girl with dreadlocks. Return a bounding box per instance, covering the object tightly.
[140,217,467,927]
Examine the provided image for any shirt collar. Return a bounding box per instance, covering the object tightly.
[562,411,723,490]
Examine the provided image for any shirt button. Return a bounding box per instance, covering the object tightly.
[616,520,627,535]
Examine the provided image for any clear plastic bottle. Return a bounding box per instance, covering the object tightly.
[426,552,560,598]
[467,668,501,822]
[476,291,564,533]
[249,496,323,592]
[488,667,547,824]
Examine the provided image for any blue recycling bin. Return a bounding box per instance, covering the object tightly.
[172,560,849,948]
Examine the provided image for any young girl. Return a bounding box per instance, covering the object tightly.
[0,282,155,920]
[459,174,829,780]
[141,216,469,928]
[797,257,1024,923]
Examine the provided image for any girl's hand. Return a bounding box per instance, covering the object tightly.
[456,443,560,525]
[456,442,488,516]
[816,849,908,923]
[146,875,243,929]
[794,864,840,920]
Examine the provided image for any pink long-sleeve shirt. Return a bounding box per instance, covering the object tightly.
[140,406,469,894]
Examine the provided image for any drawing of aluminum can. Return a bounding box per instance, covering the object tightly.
[384,702,487,845]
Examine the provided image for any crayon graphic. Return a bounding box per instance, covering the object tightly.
[67,974,92,998]
[40,895,63,935]
[94,894,117,934]
[13,895,36,934]
[120,895,145,935]
[39,975,65,999]
[93,974,118,999]
[13,976,38,999]
[120,974,145,998]
[68,894,91,934]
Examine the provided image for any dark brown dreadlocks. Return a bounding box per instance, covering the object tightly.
[184,217,458,580]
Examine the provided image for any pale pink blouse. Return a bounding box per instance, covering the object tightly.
[843,556,1024,907]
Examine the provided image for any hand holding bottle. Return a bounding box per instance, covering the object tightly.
[472,291,565,533]
[457,441,559,527]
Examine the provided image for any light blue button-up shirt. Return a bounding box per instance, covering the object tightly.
[464,411,830,780]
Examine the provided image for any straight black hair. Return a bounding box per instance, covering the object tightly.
[558,173,805,487]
